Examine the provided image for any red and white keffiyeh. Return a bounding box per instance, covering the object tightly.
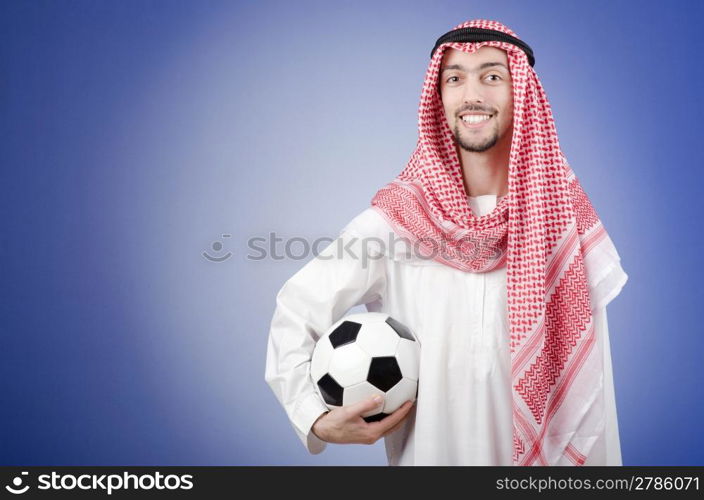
[370,19,624,466]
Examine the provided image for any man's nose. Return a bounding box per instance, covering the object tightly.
[461,79,486,104]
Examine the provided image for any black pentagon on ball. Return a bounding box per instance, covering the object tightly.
[363,412,389,423]
[329,320,362,348]
[385,316,416,341]
[317,373,343,406]
[367,356,403,392]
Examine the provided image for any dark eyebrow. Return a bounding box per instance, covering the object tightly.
[440,61,509,73]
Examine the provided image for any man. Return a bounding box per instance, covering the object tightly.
[265,19,628,466]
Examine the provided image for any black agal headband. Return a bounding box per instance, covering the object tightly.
[430,27,535,67]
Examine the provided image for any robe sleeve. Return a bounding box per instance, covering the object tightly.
[264,225,388,454]
[586,245,628,314]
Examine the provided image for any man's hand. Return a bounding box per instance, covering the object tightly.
[311,395,414,445]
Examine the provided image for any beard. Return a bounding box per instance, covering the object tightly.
[452,120,500,153]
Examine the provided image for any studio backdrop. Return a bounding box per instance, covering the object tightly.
[1,0,702,465]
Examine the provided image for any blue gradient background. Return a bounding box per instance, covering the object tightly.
[1,0,702,465]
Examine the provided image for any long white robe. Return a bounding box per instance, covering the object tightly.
[265,194,628,465]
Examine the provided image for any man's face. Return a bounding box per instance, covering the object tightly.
[439,47,514,153]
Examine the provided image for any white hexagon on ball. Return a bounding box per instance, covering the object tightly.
[395,338,420,381]
[382,377,418,414]
[328,343,371,387]
[342,381,385,417]
[356,321,400,357]
[310,336,333,383]
[344,312,388,324]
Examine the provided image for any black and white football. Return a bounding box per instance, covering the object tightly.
[311,312,420,422]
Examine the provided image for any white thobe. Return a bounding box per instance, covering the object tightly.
[265,194,628,465]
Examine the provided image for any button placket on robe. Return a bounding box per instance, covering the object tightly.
[481,271,486,340]
[467,194,498,346]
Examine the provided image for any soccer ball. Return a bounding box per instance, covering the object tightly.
[310,312,420,422]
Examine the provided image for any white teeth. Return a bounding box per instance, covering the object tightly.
[462,114,491,124]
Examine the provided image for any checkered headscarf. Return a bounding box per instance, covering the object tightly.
[370,19,625,465]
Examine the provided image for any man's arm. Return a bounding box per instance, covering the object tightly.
[264,227,387,454]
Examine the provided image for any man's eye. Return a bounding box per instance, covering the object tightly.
[486,74,502,81]
[446,76,459,83]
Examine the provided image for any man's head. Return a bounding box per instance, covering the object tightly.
[438,46,514,153]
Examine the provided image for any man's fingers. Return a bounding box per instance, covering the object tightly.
[383,419,405,437]
[370,400,414,433]
[383,406,412,436]
[347,394,384,417]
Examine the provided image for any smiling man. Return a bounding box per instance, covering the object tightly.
[265,19,629,466]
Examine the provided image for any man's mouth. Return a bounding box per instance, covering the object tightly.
[459,113,493,128]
